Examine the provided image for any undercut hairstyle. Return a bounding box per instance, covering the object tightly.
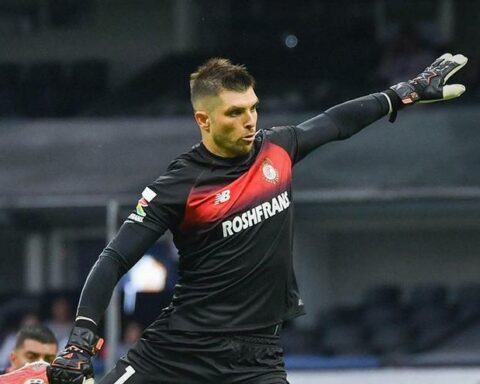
[14,324,57,349]
[190,58,256,109]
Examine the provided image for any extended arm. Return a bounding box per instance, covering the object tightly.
[293,53,467,161]
[295,92,395,161]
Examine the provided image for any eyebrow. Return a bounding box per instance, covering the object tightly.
[25,351,40,357]
[225,100,260,114]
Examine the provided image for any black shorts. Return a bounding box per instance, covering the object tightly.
[98,326,288,384]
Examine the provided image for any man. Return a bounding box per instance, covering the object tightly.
[49,53,467,384]
[1,325,58,374]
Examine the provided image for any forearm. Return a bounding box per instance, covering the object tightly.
[294,91,400,160]
[75,223,160,329]
[324,91,398,139]
[75,250,126,326]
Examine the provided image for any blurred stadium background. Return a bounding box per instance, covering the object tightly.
[1,0,480,383]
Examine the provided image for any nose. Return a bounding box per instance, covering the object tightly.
[244,110,256,129]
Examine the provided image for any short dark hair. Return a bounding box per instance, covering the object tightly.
[190,58,255,109]
[14,325,57,349]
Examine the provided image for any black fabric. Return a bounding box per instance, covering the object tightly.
[76,93,390,333]
[294,93,390,161]
[76,224,159,325]
[79,130,306,332]
[99,332,288,384]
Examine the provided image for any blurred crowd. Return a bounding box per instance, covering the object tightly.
[0,296,142,373]
[1,22,479,119]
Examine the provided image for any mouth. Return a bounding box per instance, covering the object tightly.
[241,133,256,143]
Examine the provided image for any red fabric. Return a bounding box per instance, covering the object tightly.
[0,362,49,384]
[181,141,292,230]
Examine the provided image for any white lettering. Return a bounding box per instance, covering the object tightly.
[222,221,233,237]
[128,213,144,223]
[278,192,290,210]
[247,208,258,226]
[241,212,249,228]
[255,205,264,221]
[232,216,243,232]
[271,196,281,214]
[220,191,290,238]
[262,201,273,219]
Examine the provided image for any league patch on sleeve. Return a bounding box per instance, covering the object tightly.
[142,187,157,202]
[136,197,148,217]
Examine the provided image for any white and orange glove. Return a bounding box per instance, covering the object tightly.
[48,327,103,384]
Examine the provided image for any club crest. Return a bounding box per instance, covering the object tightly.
[262,158,279,184]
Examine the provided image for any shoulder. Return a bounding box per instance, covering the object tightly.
[263,125,297,142]
[260,126,298,160]
[149,146,206,195]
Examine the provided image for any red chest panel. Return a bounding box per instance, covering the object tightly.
[181,142,292,230]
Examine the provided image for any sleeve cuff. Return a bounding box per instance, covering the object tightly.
[75,317,98,333]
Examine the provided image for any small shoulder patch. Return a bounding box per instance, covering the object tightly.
[142,187,157,202]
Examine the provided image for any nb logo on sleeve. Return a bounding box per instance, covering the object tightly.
[214,190,231,205]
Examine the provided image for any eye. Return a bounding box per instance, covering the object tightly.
[25,352,39,362]
[227,110,241,117]
[44,355,56,364]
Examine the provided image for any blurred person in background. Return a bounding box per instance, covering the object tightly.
[0,312,40,369]
[116,321,143,360]
[49,53,467,383]
[45,297,74,349]
[0,324,57,374]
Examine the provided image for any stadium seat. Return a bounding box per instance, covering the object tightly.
[409,305,452,329]
[368,323,411,355]
[409,284,448,307]
[68,59,109,114]
[410,322,452,352]
[363,284,403,307]
[21,62,68,117]
[361,305,406,332]
[0,62,22,117]
[320,323,369,356]
[453,283,480,324]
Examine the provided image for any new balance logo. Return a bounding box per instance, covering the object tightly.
[214,190,231,205]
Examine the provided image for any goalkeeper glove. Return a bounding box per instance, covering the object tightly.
[48,326,103,384]
[391,53,468,104]
[387,53,468,122]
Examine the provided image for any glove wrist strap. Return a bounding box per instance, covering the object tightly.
[68,326,104,356]
[381,89,404,123]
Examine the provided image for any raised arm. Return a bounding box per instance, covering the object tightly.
[293,53,467,161]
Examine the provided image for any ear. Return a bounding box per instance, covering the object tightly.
[194,111,210,133]
[9,351,17,365]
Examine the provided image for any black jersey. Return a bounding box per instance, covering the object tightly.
[76,92,392,333]
[127,126,303,331]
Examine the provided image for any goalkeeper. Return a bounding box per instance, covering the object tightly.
[48,53,467,384]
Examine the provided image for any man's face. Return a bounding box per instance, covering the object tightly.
[199,87,259,158]
[10,339,58,370]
